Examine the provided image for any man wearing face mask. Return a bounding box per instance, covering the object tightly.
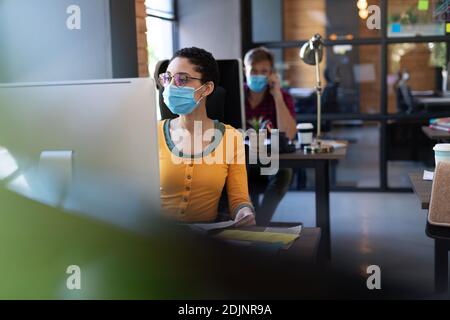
[158,47,256,227]
[244,47,297,226]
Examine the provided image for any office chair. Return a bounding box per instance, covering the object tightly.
[322,72,340,114]
[321,68,340,133]
[395,71,419,114]
[396,84,417,114]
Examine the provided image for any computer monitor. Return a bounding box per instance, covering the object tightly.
[0,78,160,233]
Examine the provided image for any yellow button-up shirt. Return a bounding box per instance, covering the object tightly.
[158,119,253,223]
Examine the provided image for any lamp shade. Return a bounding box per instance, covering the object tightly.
[299,34,324,66]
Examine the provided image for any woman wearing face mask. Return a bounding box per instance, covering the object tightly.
[157,47,255,227]
[244,47,297,226]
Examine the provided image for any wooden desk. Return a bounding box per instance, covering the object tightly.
[275,145,348,261]
[409,173,432,210]
[409,173,449,296]
[277,146,347,162]
[422,126,450,142]
[284,227,320,263]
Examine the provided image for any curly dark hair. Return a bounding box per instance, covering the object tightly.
[170,47,220,87]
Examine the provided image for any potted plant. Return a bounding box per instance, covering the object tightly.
[246,117,273,156]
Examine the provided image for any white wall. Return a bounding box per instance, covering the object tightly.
[178,0,242,59]
[0,0,112,83]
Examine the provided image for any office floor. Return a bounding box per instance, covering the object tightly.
[272,191,443,297]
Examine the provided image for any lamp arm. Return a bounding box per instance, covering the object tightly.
[314,49,322,141]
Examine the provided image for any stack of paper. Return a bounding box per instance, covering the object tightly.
[430,118,450,133]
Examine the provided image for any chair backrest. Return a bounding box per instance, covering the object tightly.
[216,60,246,129]
[395,70,418,114]
[154,59,225,122]
[322,82,339,114]
[396,83,416,114]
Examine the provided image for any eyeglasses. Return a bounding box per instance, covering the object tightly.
[158,72,203,88]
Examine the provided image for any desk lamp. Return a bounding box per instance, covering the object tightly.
[299,34,333,153]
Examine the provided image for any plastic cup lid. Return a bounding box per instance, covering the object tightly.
[434,144,450,152]
[297,123,314,130]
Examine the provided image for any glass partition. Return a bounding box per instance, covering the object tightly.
[251,0,382,43]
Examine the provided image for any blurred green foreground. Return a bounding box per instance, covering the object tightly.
[0,186,209,300]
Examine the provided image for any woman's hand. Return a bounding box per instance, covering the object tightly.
[234,207,256,228]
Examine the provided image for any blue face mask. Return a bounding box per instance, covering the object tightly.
[163,84,206,115]
[247,75,268,93]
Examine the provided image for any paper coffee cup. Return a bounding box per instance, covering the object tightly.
[297,123,314,149]
[434,143,450,168]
